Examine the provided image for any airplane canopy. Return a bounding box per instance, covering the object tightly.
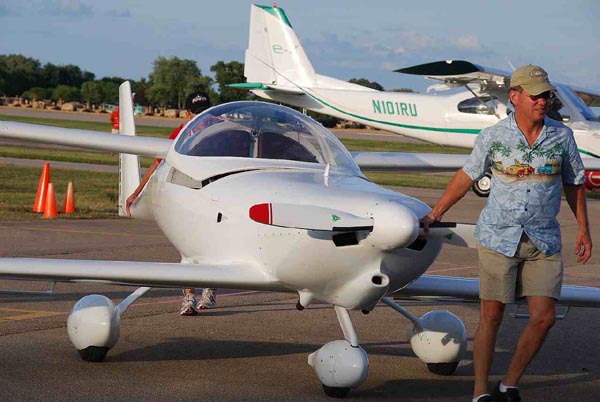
[175,101,360,173]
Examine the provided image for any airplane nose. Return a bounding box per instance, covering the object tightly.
[364,202,419,251]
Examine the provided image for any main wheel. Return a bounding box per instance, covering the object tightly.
[426,361,459,376]
[78,346,109,362]
[472,172,492,197]
[322,385,351,398]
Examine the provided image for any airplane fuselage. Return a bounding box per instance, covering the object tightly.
[255,86,600,160]
[134,156,441,310]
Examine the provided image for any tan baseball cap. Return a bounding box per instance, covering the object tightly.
[510,65,556,95]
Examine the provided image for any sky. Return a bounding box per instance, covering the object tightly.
[1,0,598,93]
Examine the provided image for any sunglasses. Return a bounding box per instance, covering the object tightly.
[527,91,554,101]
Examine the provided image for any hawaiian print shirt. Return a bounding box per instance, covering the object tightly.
[463,114,585,257]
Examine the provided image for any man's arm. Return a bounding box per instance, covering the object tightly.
[563,184,592,263]
[421,169,474,230]
[126,160,160,216]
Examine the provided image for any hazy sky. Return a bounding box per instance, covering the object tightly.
[1,0,598,92]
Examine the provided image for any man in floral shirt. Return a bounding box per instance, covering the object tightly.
[422,65,592,402]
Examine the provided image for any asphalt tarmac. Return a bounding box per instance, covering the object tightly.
[0,188,598,402]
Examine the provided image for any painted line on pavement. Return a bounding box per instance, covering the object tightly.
[0,225,164,238]
[0,290,259,322]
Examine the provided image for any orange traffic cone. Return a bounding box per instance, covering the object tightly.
[33,163,51,212]
[62,181,75,214]
[42,183,58,218]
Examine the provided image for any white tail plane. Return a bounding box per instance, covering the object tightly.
[241,4,497,147]
[243,5,376,104]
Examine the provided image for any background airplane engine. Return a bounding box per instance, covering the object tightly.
[409,310,467,375]
[67,294,121,362]
[308,340,369,391]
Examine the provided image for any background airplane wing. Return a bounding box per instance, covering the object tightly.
[0,258,286,292]
[352,152,600,171]
[394,60,510,89]
[0,121,171,158]
[351,152,468,171]
[396,274,600,308]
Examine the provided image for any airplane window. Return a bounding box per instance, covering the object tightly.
[174,101,361,175]
[457,96,499,115]
[176,120,253,157]
[187,130,252,157]
[559,85,600,122]
[258,132,319,163]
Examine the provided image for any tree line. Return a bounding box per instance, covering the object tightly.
[0,54,252,108]
[0,54,414,127]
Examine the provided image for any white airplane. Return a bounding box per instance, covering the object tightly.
[237,4,600,196]
[0,81,599,398]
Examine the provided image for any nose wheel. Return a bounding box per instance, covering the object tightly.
[308,306,369,398]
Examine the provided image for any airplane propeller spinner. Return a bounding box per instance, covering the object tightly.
[249,201,419,250]
[249,202,374,232]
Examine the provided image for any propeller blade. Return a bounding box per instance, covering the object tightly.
[420,222,477,248]
[249,203,373,232]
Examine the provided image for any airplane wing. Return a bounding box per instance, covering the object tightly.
[395,60,510,90]
[0,258,287,292]
[395,60,600,108]
[0,121,171,158]
[351,152,600,171]
[396,274,600,308]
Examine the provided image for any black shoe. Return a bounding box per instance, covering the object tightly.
[475,395,494,402]
[491,381,521,402]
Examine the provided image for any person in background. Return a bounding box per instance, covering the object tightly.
[110,108,119,134]
[125,91,216,316]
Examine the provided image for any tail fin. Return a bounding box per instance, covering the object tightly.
[245,4,316,88]
[117,81,141,217]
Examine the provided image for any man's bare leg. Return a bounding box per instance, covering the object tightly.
[502,296,555,386]
[473,299,505,397]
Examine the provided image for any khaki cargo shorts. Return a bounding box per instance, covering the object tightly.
[477,234,563,303]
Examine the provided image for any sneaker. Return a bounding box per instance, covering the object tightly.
[180,293,198,316]
[474,396,494,402]
[198,288,216,309]
[491,382,521,402]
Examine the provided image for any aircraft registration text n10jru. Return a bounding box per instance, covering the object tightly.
[372,100,418,116]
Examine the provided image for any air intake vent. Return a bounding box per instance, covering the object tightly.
[166,168,203,189]
[333,232,359,247]
[406,235,427,251]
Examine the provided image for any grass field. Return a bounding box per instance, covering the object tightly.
[0,145,155,167]
[0,166,118,221]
